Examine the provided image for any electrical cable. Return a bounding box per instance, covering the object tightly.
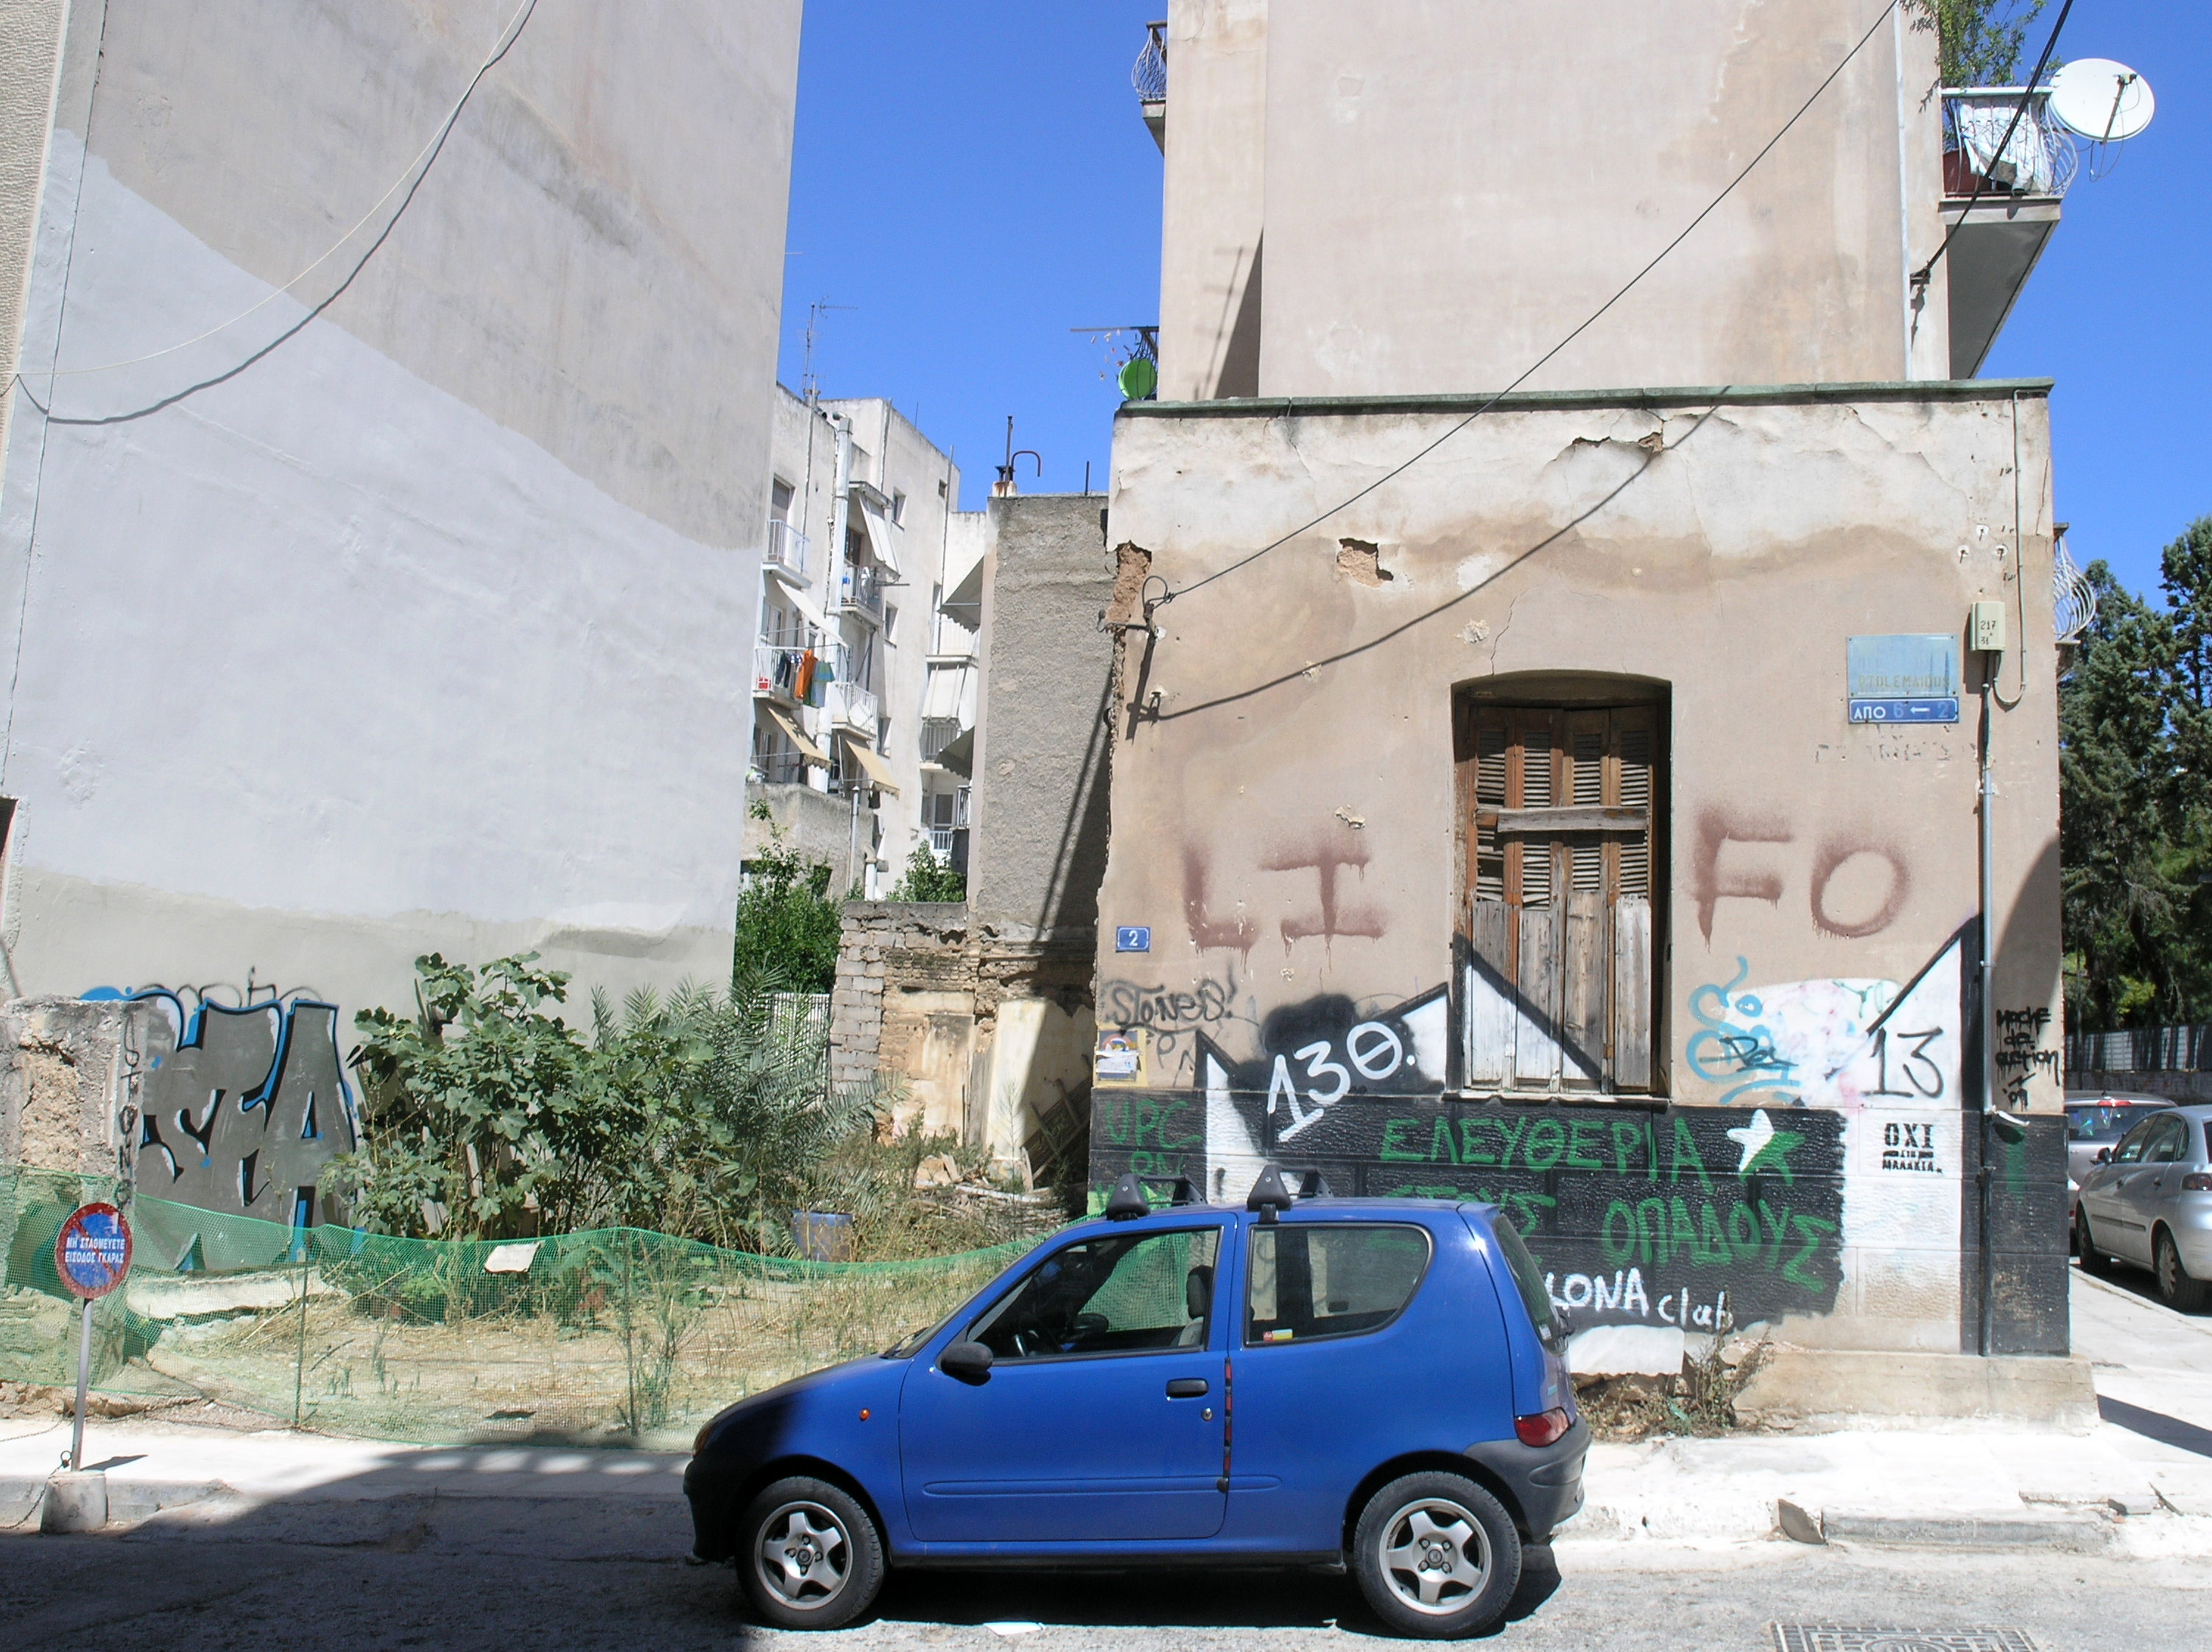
[1160,0,1905,608]
[7,0,542,426]
[1912,0,2073,292]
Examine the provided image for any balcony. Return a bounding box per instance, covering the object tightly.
[920,716,965,763]
[764,519,809,579]
[825,679,879,741]
[836,560,888,624]
[753,640,843,702]
[1937,88,2074,378]
[1133,21,1165,152]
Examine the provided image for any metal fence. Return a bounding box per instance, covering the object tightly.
[2067,1023,2212,1076]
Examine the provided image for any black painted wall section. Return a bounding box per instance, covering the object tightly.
[1959,1112,2071,1356]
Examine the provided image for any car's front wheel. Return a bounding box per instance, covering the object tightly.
[736,1475,884,1631]
[1350,1471,1521,1639]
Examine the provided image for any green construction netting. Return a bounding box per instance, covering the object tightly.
[1,1166,1041,1450]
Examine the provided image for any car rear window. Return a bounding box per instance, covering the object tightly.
[1489,1218,1557,1340]
[1245,1224,1430,1345]
[2068,1105,2152,1143]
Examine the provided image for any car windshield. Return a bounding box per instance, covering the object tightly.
[2068,1104,2156,1143]
[881,1304,965,1360]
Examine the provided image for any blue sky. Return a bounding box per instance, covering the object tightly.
[779,1,2204,601]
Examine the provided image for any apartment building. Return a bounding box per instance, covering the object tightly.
[1091,0,2087,1364]
[747,387,979,896]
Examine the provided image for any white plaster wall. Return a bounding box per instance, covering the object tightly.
[0,0,64,465]
[0,138,758,1014]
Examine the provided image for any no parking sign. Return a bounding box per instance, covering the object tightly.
[54,1203,132,1300]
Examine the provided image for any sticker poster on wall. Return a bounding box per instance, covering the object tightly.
[1846,634,1959,724]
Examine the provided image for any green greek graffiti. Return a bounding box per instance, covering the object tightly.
[1593,1195,1836,1296]
[1380,1183,1557,1238]
[1095,1095,1203,1154]
[1376,1111,1807,1185]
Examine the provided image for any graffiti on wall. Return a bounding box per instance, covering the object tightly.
[1690,808,1912,941]
[1996,1006,2058,1110]
[1098,973,1244,1073]
[82,985,359,1269]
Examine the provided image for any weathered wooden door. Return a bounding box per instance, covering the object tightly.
[1462,705,1660,1093]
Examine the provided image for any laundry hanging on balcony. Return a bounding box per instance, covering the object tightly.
[1949,96,2061,194]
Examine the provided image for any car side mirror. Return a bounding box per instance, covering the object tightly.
[2094,1148,2111,1165]
[940,1341,993,1384]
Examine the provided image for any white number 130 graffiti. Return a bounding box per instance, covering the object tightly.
[1269,1023,1406,1141]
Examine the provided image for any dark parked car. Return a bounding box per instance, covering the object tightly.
[684,1168,1586,1638]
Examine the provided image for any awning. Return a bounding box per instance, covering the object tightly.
[774,580,831,636]
[761,702,829,765]
[920,663,972,721]
[943,548,985,617]
[856,496,903,577]
[931,726,974,777]
[841,734,900,796]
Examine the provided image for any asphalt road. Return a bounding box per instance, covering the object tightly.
[3,1491,2207,1652]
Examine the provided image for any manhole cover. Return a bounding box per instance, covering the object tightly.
[1772,1631,2039,1652]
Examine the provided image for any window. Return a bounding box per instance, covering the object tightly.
[892,489,908,525]
[1244,1224,1431,1346]
[770,478,795,523]
[1459,693,1665,1094]
[2146,1115,2189,1164]
[968,1228,1221,1360]
[2113,1119,2161,1165]
[1490,1219,1557,1342]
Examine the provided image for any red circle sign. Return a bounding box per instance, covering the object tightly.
[54,1203,133,1301]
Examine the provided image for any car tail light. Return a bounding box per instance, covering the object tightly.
[2183,1174,2212,1193]
[1515,1408,1571,1447]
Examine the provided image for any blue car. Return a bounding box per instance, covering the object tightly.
[683,1166,1587,1638]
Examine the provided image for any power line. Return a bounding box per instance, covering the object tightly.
[9,0,543,427]
[1162,0,1904,607]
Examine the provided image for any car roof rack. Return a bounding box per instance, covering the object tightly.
[1103,1171,1151,1221]
[1246,1164,1296,1224]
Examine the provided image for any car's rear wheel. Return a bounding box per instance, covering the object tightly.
[1350,1471,1521,1639]
[2155,1229,2210,1313]
[736,1475,884,1631]
[2077,1209,2115,1276]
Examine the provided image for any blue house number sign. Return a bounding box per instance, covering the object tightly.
[1114,926,1151,953]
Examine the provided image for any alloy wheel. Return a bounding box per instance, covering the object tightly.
[755,1500,851,1610]
[1376,1494,1492,1615]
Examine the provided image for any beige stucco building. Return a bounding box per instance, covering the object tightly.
[1093,0,2077,1363]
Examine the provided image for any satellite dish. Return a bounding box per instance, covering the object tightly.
[2047,58,2155,143]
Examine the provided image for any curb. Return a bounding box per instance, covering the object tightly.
[1,1474,228,1530]
[1777,1497,2110,1553]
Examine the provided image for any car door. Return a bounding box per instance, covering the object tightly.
[1222,1217,1473,1551]
[898,1223,1229,1543]
[2130,1115,2193,1249]
[2090,1116,2168,1263]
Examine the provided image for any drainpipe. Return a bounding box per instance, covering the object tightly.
[1977,669,1996,1357]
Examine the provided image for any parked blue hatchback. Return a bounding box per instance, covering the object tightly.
[683,1167,1587,1638]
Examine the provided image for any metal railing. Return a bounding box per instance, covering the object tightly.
[753,640,844,700]
[1942,88,2077,199]
[927,827,955,859]
[838,561,887,621]
[920,717,964,763]
[1133,21,1166,102]
[765,520,809,576]
[2068,1024,2212,1076]
[825,679,878,739]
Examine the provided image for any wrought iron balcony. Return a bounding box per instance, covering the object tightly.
[1133,21,1166,101]
[837,560,888,623]
[1942,88,2077,199]
[753,640,844,702]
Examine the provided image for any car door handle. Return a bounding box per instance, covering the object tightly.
[1166,1378,1210,1398]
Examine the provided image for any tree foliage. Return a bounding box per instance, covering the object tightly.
[1909,1,2047,88]
[890,843,967,903]
[337,953,878,1247]
[2060,520,2212,1031]
[733,805,844,992]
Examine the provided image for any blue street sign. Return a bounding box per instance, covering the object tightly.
[54,1204,131,1301]
[1848,698,1960,724]
[1114,926,1152,953]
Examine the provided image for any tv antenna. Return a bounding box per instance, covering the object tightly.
[995,416,1040,497]
[800,299,855,402]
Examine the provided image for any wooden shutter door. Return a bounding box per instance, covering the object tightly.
[1463,704,1660,1095]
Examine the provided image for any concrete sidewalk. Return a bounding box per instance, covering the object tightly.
[7,1266,2211,1556]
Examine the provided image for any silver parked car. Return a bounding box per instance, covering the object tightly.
[2065,1092,2177,1220]
[2074,1104,2212,1311]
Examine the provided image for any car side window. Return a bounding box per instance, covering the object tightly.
[967,1227,1222,1361]
[2148,1116,2188,1164]
[2113,1120,2159,1165]
[1245,1223,1432,1346]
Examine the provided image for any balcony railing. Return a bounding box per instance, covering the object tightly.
[826,679,878,740]
[765,519,809,577]
[837,560,888,622]
[753,640,844,701]
[920,717,965,763]
[1942,88,2077,200]
[1132,21,1166,102]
